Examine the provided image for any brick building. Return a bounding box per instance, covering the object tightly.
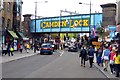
[100,3,116,28]
[116,0,120,32]
[1,0,23,47]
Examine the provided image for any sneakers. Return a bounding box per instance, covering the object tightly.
[103,68,107,71]
[115,76,119,77]
[81,64,85,67]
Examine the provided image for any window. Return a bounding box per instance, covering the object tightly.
[7,2,10,12]
[2,17,4,28]
[7,19,10,28]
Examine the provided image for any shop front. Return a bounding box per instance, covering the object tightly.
[6,30,19,51]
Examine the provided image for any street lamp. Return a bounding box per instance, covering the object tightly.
[79,0,92,37]
[34,0,48,53]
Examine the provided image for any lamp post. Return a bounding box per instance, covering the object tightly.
[34,0,48,53]
[79,0,92,37]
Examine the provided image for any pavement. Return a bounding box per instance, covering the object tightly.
[1,49,120,79]
[94,55,120,79]
[1,49,38,63]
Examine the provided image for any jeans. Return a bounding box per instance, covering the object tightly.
[81,57,86,66]
[110,64,115,73]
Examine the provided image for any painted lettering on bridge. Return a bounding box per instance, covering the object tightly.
[40,18,89,28]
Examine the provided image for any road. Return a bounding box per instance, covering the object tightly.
[2,50,107,78]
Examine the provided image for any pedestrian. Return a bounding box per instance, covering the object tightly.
[113,51,120,77]
[88,46,95,68]
[26,43,30,53]
[102,46,110,71]
[20,43,23,53]
[2,43,7,56]
[96,47,103,66]
[17,43,20,51]
[7,42,10,56]
[109,47,116,74]
[9,45,14,56]
[79,46,88,67]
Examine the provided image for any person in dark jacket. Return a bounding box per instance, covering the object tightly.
[88,46,95,68]
[79,46,87,67]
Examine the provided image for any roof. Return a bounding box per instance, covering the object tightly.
[100,3,116,8]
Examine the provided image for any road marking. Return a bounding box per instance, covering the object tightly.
[60,51,64,56]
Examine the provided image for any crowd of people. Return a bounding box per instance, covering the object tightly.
[1,42,31,56]
[79,43,120,77]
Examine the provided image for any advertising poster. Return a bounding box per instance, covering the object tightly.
[14,40,17,50]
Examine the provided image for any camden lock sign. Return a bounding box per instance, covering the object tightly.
[40,18,89,29]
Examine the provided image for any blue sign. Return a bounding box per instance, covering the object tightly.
[30,13,102,33]
[108,25,116,31]
[110,31,115,39]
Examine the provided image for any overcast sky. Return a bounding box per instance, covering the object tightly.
[22,0,116,20]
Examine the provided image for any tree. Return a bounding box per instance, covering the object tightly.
[96,27,106,38]
[96,27,105,37]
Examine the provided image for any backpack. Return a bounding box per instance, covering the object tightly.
[82,49,87,54]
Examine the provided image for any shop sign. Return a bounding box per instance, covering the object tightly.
[40,18,89,29]
[92,41,101,49]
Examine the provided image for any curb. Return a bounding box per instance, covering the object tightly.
[2,53,39,63]
[94,64,109,78]
[94,63,120,79]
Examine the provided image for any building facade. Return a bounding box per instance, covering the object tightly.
[13,0,23,32]
[116,0,120,24]
[1,0,23,47]
[116,0,120,32]
[100,3,116,28]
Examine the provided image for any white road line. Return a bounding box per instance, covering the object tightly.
[60,51,64,56]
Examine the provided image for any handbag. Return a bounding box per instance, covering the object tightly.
[85,55,89,61]
[110,60,114,64]
[10,47,14,52]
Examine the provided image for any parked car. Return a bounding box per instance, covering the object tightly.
[40,43,53,55]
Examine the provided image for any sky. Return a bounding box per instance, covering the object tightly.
[22,0,116,20]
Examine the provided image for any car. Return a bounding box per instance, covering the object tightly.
[40,43,53,55]
[48,42,55,51]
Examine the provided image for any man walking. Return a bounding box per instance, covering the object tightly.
[79,46,88,67]
[88,46,95,68]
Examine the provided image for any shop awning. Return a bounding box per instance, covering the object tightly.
[8,30,19,39]
[18,32,25,39]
